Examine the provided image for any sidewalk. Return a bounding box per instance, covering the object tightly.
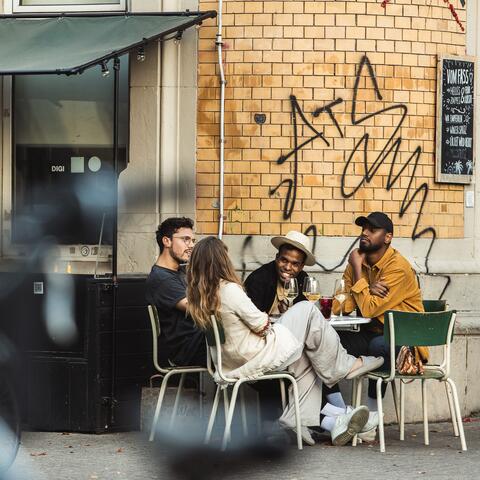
[5,419,480,480]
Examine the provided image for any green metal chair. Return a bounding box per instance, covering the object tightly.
[147,305,208,441]
[422,299,447,312]
[204,315,303,450]
[352,310,466,452]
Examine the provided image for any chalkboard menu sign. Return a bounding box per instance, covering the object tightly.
[436,55,475,184]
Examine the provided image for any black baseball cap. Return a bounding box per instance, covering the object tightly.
[355,212,394,234]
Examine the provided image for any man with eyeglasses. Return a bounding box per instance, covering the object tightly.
[146,218,284,437]
[145,217,205,366]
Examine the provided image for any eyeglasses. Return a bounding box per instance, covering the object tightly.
[172,235,196,246]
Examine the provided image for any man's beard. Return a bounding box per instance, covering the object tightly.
[359,240,383,253]
[170,250,189,265]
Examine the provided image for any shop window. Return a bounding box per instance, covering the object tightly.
[12,57,129,246]
[12,0,125,13]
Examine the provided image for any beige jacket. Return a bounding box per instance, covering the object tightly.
[217,282,301,380]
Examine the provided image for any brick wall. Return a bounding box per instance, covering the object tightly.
[196,0,467,239]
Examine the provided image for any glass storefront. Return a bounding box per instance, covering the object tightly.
[12,57,129,246]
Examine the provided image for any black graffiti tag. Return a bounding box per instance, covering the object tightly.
[341,55,436,270]
[269,96,329,219]
[269,55,438,273]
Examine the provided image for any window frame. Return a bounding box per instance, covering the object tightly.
[11,0,126,14]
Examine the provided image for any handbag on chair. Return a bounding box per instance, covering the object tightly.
[395,346,425,375]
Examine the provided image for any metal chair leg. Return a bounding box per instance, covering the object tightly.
[223,388,230,443]
[391,380,400,425]
[169,373,185,430]
[422,379,429,445]
[444,381,459,437]
[199,372,204,419]
[288,377,303,450]
[222,382,242,450]
[446,378,467,451]
[205,385,221,444]
[400,380,405,441]
[240,388,248,437]
[149,370,174,441]
[279,379,287,410]
[351,377,358,407]
[256,391,262,436]
[352,378,363,447]
[355,377,363,407]
[377,378,385,453]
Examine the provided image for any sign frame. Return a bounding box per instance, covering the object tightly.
[436,54,476,184]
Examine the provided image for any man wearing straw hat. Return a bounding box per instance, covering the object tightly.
[245,231,316,316]
[245,231,379,445]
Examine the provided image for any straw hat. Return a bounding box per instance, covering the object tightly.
[271,231,316,266]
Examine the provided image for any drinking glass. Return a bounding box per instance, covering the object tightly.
[284,277,298,302]
[303,277,320,303]
[319,296,333,319]
[333,278,348,317]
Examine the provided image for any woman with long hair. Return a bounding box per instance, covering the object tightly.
[187,236,383,445]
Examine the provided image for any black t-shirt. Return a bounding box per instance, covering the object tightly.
[145,265,205,366]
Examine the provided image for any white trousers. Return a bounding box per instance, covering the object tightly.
[276,301,356,427]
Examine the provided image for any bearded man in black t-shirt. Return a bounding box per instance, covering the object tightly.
[145,217,206,366]
[146,218,284,428]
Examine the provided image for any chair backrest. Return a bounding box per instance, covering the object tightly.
[206,315,233,383]
[148,304,167,373]
[384,310,455,347]
[422,299,447,312]
[206,317,226,347]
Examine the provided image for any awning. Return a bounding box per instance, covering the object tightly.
[0,11,217,75]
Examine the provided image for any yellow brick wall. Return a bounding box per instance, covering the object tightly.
[197,0,467,239]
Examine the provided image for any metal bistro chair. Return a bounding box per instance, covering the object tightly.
[350,300,448,444]
[204,315,303,450]
[352,310,467,452]
[147,305,208,441]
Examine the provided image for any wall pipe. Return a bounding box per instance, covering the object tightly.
[216,0,226,239]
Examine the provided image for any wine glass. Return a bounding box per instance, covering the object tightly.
[303,277,320,303]
[333,278,348,317]
[284,277,298,303]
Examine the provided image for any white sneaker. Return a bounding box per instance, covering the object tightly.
[291,426,316,446]
[331,405,369,446]
[357,427,377,443]
[280,421,316,446]
[346,407,379,433]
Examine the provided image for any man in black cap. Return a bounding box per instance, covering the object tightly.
[333,212,425,423]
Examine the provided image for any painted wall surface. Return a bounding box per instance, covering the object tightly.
[196,0,468,267]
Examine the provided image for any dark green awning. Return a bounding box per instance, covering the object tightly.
[0,11,216,75]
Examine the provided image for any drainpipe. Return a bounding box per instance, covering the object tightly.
[216,0,226,239]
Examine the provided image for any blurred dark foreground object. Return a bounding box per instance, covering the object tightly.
[158,433,289,480]
[150,413,291,480]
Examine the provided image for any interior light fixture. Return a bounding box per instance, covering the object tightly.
[101,61,110,77]
[137,46,146,62]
